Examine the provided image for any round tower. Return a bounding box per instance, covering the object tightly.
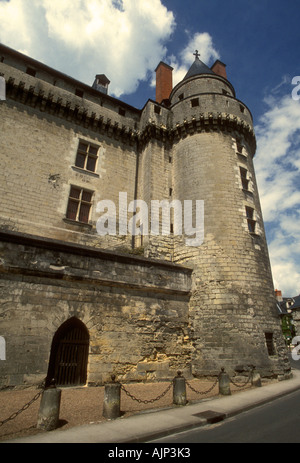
[170,53,290,378]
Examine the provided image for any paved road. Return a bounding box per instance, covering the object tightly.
[150,356,300,443]
[149,389,300,443]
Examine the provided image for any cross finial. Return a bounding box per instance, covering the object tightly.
[193,50,200,60]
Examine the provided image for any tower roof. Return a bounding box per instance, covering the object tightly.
[184,50,215,80]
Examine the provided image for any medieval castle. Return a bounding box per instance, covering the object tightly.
[0,43,291,388]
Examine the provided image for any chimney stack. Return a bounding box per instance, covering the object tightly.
[92,74,110,95]
[155,62,173,104]
[211,60,227,79]
[275,289,283,302]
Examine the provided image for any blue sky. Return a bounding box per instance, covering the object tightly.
[1,0,300,296]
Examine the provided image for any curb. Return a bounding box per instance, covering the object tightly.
[120,377,300,443]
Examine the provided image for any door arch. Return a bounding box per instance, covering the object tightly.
[47,318,89,387]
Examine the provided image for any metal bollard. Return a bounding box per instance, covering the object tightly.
[218,368,231,396]
[37,379,61,431]
[251,367,262,387]
[173,371,187,406]
[103,375,121,420]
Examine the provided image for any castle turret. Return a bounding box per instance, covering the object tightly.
[0,43,291,387]
[168,52,290,377]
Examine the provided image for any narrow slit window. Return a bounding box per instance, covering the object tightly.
[265,332,276,356]
[240,167,249,191]
[236,141,244,154]
[245,206,256,233]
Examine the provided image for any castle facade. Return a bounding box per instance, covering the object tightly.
[0,44,290,387]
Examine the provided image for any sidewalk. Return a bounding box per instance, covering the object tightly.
[4,369,300,443]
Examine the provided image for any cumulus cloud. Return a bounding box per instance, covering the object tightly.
[0,0,175,96]
[169,32,220,87]
[254,88,300,296]
[0,1,220,97]
[149,31,220,89]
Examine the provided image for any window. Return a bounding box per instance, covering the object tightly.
[178,93,184,101]
[236,141,244,154]
[75,89,84,98]
[75,141,99,172]
[191,98,199,107]
[240,167,249,191]
[66,186,93,224]
[26,67,36,77]
[245,206,256,233]
[265,332,276,356]
[154,105,161,115]
[119,107,126,116]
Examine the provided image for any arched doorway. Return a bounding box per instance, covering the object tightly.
[47,318,89,387]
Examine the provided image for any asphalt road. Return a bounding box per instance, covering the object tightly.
[150,355,300,444]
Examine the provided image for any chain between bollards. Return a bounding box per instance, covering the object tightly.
[102,368,240,419]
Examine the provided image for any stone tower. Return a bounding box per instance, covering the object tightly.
[151,52,290,378]
[0,44,291,387]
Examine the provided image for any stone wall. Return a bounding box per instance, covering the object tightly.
[0,231,192,388]
[0,98,137,251]
[0,45,291,385]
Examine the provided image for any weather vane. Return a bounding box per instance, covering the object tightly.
[193,50,200,60]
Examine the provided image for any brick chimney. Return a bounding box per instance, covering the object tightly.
[275,289,283,302]
[155,62,173,104]
[211,60,227,79]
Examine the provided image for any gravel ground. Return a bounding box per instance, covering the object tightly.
[0,378,254,442]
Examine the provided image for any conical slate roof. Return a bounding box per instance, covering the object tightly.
[184,52,215,80]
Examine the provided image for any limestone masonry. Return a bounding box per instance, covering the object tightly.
[0,43,291,388]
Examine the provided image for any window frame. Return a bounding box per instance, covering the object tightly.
[240,167,249,191]
[245,206,256,234]
[191,98,199,108]
[66,185,94,225]
[236,141,244,155]
[75,140,99,173]
[265,332,276,356]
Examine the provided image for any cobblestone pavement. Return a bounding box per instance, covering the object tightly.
[0,378,255,442]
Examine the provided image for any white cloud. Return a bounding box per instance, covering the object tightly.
[254,90,300,296]
[0,1,219,97]
[179,32,220,67]
[169,32,220,87]
[149,31,220,89]
[0,0,175,97]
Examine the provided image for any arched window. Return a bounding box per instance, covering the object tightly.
[47,318,89,387]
